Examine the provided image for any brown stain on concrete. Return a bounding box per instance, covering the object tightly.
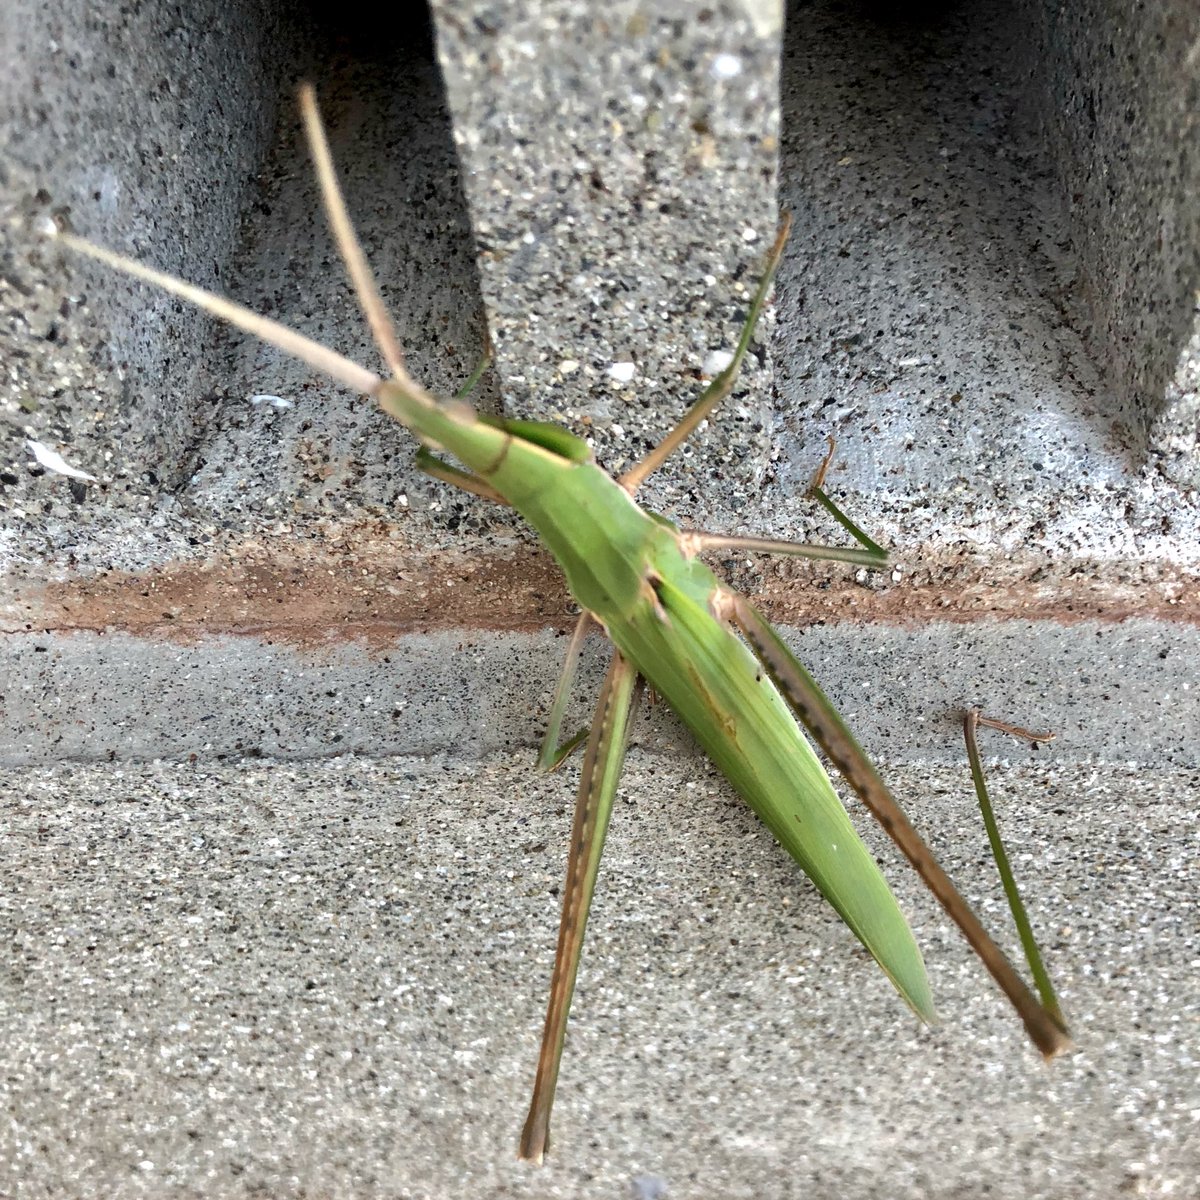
[6,533,1198,651]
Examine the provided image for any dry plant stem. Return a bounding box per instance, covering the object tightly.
[963,708,1067,1027]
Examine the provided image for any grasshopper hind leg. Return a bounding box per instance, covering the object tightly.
[723,590,1072,1060]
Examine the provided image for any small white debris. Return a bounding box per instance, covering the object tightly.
[250,394,294,409]
[711,53,743,79]
[558,359,580,375]
[702,349,735,377]
[522,230,536,245]
[607,361,637,384]
[26,439,97,482]
[891,567,903,583]
[895,357,928,368]
[34,214,60,240]
[741,227,759,243]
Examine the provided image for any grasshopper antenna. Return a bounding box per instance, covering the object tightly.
[48,224,384,401]
[298,82,409,383]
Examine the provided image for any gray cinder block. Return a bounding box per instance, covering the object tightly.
[1019,0,1200,486]
[428,0,783,509]
[1,0,1197,770]
[1,0,300,491]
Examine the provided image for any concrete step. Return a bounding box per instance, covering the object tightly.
[2,752,1195,1197]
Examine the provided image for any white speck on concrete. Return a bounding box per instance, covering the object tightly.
[703,349,735,376]
[711,53,743,79]
[26,439,98,482]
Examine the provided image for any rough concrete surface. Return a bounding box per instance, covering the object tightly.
[2,754,1197,1198]
[1017,0,1200,486]
[3,617,1200,769]
[1,0,306,493]
[2,0,1200,1197]
[2,0,493,568]
[773,2,1199,559]
[429,0,782,502]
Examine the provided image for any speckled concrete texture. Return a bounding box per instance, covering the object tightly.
[3,618,1199,768]
[179,16,497,528]
[1,0,304,498]
[1016,0,1200,487]
[773,1,1200,560]
[2,754,1197,1197]
[429,0,783,508]
[1156,306,1200,489]
[2,3,493,571]
[3,2,1200,1195]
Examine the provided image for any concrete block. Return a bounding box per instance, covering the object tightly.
[1017,0,1200,487]
[1,0,303,491]
[428,0,783,506]
[1,0,1198,766]
[2,2,1200,1194]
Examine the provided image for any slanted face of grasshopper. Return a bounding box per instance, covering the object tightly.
[52,84,1069,1163]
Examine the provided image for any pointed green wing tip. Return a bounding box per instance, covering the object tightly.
[723,596,936,1024]
[831,886,935,1024]
[879,950,937,1025]
[814,849,938,1025]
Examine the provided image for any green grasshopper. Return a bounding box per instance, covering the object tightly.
[49,84,1070,1162]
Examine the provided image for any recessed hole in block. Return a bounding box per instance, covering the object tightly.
[774,0,1199,522]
